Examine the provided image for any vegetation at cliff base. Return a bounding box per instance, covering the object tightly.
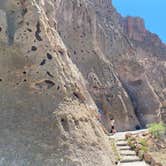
[147,122,166,138]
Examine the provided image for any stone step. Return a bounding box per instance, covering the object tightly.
[116,138,126,142]
[119,161,148,166]
[120,155,141,163]
[118,146,131,150]
[120,150,136,156]
[116,141,128,146]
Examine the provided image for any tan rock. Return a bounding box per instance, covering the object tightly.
[151,158,163,166]
[144,153,152,164]
[0,0,115,165]
[135,144,143,153]
[56,0,164,130]
[125,133,132,139]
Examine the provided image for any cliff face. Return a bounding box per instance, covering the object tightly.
[55,0,165,129]
[122,16,166,96]
[121,16,166,122]
[0,0,115,165]
[55,0,140,131]
[0,0,165,165]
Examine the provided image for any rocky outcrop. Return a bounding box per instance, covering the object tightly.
[0,0,115,165]
[55,0,141,131]
[121,16,166,123]
[55,0,164,129]
[122,16,147,42]
[0,0,165,165]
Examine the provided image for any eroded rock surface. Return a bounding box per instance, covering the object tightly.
[55,0,165,128]
[55,0,140,131]
[0,0,115,165]
[0,0,166,165]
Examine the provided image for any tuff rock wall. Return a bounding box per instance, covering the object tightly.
[0,0,115,165]
[55,0,165,128]
[0,0,166,165]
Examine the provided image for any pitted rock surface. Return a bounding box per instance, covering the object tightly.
[55,0,165,129]
[0,0,115,165]
[0,0,166,166]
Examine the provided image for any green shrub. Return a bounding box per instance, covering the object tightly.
[148,122,166,138]
[140,145,148,153]
[139,138,148,147]
[110,138,121,161]
[137,138,148,153]
[128,140,136,150]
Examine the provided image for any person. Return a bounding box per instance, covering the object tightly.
[97,108,104,122]
[110,117,116,134]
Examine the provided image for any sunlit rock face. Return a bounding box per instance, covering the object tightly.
[121,16,166,124]
[0,0,165,165]
[0,0,115,165]
[55,0,164,129]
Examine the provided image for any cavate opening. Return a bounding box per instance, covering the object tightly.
[40,59,46,66]
[74,119,79,128]
[27,28,32,32]
[46,53,53,60]
[31,46,37,51]
[34,80,55,90]
[61,118,69,132]
[73,92,80,99]
[44,80,55,89]
[35,21,42,41]
[21,8,28,16]
[46,71,54,78]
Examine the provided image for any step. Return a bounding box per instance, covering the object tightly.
[116,141,128,146]
[120,150,136,156]
[119,161,148,166]
[118,146,131,150]
[120,155,141,163]
[116,138,126,142]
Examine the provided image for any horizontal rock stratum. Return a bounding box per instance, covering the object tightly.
[0,0,165,165]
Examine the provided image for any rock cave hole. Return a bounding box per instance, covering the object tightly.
[46,53,53,60]
[27,28,32,32]
[40,59,46,66]
[46,71,54,78]
[44,80,55,89]
[35,21,42,41]
[21,8,28,16]
[73,92,80,99]
[61,118,69,132]
[31,46,37,51]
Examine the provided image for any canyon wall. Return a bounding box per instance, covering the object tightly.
[55,0,165,129]
[0,0,165,165]
[0,0,115,165]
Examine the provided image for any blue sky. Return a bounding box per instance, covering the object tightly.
[112,0,166,43]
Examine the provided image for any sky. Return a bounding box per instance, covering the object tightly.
[112,0,166,43]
